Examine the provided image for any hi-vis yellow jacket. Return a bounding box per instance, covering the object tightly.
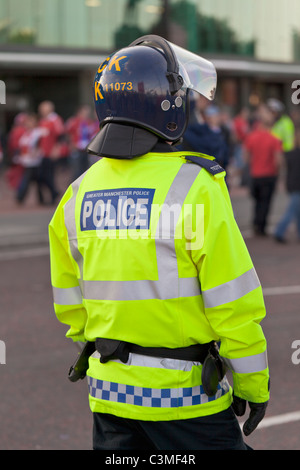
[49,150,270,421]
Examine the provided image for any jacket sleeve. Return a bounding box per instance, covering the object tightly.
[194,173,269,404]
[49,185,87,342]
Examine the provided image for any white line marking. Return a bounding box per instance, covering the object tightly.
[263,285,300,296]
[240,410,300,430]
[0,247,49,261]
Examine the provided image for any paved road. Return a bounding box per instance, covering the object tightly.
[237,236,300,450]
[0,179,299,450]
[0,251,91,450]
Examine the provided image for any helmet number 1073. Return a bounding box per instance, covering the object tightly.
[103,82,133,92]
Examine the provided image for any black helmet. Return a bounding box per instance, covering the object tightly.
[88,35,217,157]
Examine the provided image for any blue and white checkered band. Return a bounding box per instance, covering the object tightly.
[87,376,230,407]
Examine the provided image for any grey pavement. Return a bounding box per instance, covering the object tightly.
[0,210,53,251]
[231,185,289,235]
[0,166,68,252]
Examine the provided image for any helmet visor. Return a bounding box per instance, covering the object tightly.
[171,43,217,101]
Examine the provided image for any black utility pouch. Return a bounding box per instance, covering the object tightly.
[201,342,226,397]
[68,341,96,382]
[96,338,130,364]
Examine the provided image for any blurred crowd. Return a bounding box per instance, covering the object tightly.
[180,95,300,243]
[0,96,299,243]
[0,100,98,206]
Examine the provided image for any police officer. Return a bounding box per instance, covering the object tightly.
[267,98,295,152]
[49,35,269,450]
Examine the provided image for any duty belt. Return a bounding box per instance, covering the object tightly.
[96,338,211,365]
[68,338,227,397]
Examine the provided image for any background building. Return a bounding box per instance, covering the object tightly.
[0,0,300,135]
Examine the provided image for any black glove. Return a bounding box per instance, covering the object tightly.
[232,394,268,436]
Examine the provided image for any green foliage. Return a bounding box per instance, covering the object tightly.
[170,0,255,56]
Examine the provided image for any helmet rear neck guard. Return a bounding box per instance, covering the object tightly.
[87,122,159,159]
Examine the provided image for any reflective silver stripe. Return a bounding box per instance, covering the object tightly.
[91,350,200,371]
[202,267,260,308]
[82,276,200,301]
[64,173,86,278]
[223,350,268,374]
[52,286,82,305]
[155,164,202,299]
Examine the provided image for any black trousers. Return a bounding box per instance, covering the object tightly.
[93,407,249,450]
[251,176,277,235]
[17,166,44,204]
[39,158,59,203]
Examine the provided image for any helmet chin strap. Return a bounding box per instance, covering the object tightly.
[170,137,183,146]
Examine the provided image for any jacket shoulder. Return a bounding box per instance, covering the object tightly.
[183,154,225,177]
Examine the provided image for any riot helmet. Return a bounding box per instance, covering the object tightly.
[88,35,217,157]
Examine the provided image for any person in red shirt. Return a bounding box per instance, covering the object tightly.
[16,113,46,204]
[7,112,28,162]
[243,103,283,236]
[38,100,64,204]
[233,107,250,143]
[4,113,28,190]
[39,101,65,157]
